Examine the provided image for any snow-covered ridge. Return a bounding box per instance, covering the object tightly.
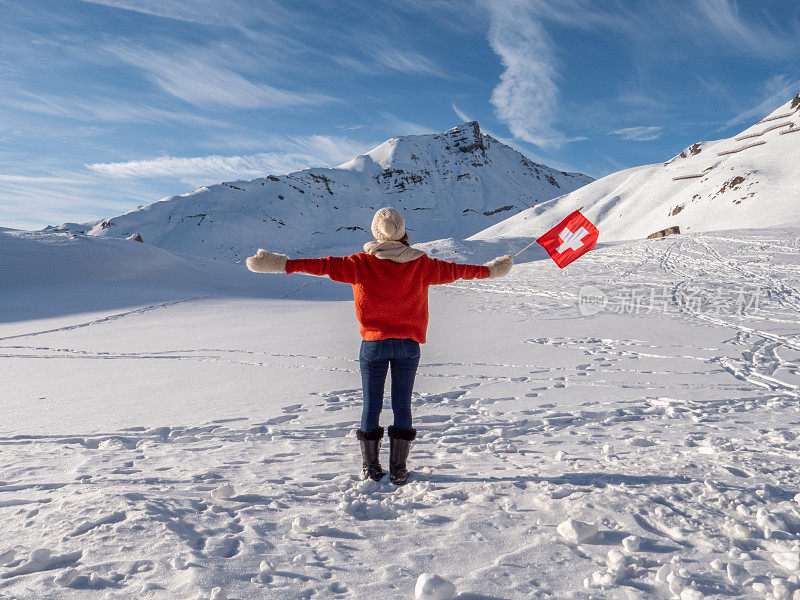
[81,122,592,261]
[472,93,800,243]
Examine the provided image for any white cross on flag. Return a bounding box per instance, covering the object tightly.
[536,210,599,268]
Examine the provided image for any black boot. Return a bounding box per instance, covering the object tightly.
[356,427,386,481]
[388,426,417,486]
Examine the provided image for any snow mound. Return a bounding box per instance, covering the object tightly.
[211,485,236,500]
[415,573,457,600]
[772,551,800,571]
[557,519,599,543]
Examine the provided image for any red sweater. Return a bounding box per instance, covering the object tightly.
[286,253,490,343]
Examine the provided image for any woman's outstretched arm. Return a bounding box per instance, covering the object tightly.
[425,254,513,285]
[246,250,359,284]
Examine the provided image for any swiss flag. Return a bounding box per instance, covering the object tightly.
[536,210,598,268]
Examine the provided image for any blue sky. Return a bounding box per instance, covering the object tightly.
[1,0,799,230]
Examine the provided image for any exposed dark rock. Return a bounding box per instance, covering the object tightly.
[446,122,485,155]
[376,168,427,191]
[680,143,703,159]
[520,156,544,170]
[717,176,745,195]
[483,205,515,216]
[184,213,206,226]
[544,174,559,187]
[308,173,334,195]
[648,226,681,240]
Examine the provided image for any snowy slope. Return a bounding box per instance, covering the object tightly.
[0,228,345,322]
[472,94,800,243]
[82,122,591,261]
[4,224,800,599]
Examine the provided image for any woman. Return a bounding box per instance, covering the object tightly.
[246,207,513,485]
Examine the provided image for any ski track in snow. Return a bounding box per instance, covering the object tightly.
[3,229,800,599]
[0,297,209,343]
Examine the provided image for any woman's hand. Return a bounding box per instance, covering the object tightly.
[484,255,513,278]
[246,249,289,273]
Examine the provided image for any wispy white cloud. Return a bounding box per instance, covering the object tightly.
[479,0,800,149]
[76,0,292,29]
[107,44,335,109]
[0,174,83,184]
[393,0,483,33]
[725,74,800,128]
[85,135,372,181]
[380,113,436,136]
[521,1,800,60]
[0,90,225,126]
[452,103,471,123]
[335,124,367,132]
[512,0,628,30]
[480,0,564,149]
[2,133,374,230]
[616,79,666,111]
[692,0,800,59]
[609,126,663,142]
[87,153,312,180]
[280,135,372,166]
[375,48,444,77]
[0,169,157,230]
[331,35,449,78]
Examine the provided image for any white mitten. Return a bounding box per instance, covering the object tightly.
[246,249,288,273]
[484,255,513,278]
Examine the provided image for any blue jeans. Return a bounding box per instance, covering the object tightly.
[359,338,420,432]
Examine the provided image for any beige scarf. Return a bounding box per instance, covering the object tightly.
[363,240,426,263]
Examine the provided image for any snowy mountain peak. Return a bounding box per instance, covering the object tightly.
[440,120,485,154]
[339,121,486,173]
[84,123,592,261]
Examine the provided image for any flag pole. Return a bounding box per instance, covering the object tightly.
[513,206,583,258]
[513,239,538,258]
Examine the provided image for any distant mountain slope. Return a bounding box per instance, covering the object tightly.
[80,122,591,261]
[472,94,800,243]
[0,228,347,322]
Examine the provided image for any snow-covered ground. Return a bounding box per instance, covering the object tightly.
[3,224,800,599]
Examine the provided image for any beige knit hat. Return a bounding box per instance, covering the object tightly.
[370,207,405,241]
